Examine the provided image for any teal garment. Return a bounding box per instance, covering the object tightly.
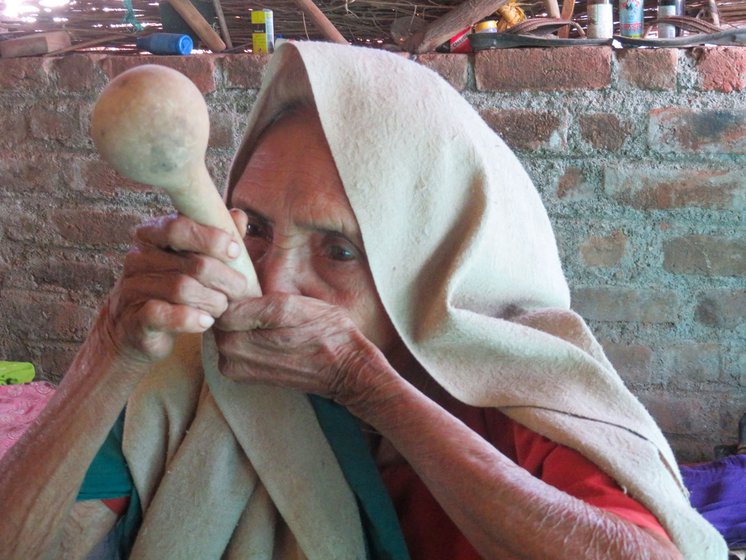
[309,395,410,560]
[77,400,409,560]
[76,410,141,558]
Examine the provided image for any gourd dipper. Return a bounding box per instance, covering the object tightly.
[90,64,260,294]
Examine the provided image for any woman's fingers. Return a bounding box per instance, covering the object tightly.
[229,208,249,239]
[124,246,247,302]
[108,299,214,363]
[212,294,382,404]
[137,300,215,332]
[135,213,241,263]
[120,273,230,318]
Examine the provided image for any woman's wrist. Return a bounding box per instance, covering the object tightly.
[339,340,415,428]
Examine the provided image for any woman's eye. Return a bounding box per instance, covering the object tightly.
[327,244,356,262]
[245,221,267,239]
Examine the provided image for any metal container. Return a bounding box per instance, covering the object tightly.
[658,0,685,37]
[588,0,614,38]
[619,0,644,37]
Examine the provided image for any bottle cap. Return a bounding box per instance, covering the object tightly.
[474,20,498,33]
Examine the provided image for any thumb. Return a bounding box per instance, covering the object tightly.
[229,208,249,237]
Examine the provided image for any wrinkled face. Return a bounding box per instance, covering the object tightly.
[231,109,399,354]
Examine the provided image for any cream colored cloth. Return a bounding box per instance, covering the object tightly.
[122,41,727,559]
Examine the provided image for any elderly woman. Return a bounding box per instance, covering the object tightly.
[0,42,725,559]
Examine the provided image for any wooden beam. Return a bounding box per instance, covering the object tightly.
[166,0,226,52]
[291,0,348,44]
[0,31,71,58]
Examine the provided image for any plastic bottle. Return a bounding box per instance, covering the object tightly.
[136,33,193,55]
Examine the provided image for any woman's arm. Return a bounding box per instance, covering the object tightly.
[0,213,248,558]
[0,317,150,558]
[347,353,684,560]
[215,297,683,560]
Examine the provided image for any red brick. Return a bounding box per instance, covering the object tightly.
[33,343,80,382]
[580,230,627,267]
[415,54,468,92]
[617,49,678,90]
[52,208,145,247]
[663,235,746,276]
[0,108,28,149]
[557,166,595,200]
[77,158,157,196]
[719,397,746,436]
[0,155,76,194]
[661,342,721,384]
[475,47,611,92]
[578,113,632,151]
[639,392,715,435]
[0,57,51,90]
[220,54,270,90]
[0,290,96,342]
[729,351,746,386]
[29,259,117,294]
[693,46,746,93]
[604,165,744,210]
[695,289,746,328]
[571,286,679,322]
[649,107,746,154]
[100,55,217,94]
[28,103,86,145]
[601,342,652,384]
[0,202,59,245]
[49,54,107,93]
[480,109,567,151]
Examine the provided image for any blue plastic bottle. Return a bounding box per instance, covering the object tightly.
[136,33,193,55]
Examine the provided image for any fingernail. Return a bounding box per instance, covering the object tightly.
[199,314,215,328]
[227,241,241,259]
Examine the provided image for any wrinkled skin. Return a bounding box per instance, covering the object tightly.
[0,108,685,560]
[107,109,403,408]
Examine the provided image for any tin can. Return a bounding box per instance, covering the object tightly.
[474,20,498,33]
[658,0,684,37]
[587,0,613,38]
[251,9,274,54]
[619,0,644,37]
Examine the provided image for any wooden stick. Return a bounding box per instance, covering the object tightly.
[291,0,348,44]
[0,31,71,58]
[558,0,576,37]
[707,0,722,26]
[167,0,226,52]
[44,34,131,56]
[211,0,233,49]
[544,0,562,18]
[410,0,510,53]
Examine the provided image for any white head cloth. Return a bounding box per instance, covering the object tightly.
[123,41,726,559]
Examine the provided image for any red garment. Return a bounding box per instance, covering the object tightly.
[381,405,670,560]
[102,497,129,515]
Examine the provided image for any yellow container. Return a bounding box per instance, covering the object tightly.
[474,20,498,33]
[251,9,274,54]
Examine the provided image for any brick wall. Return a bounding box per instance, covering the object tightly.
[0,47,744,462]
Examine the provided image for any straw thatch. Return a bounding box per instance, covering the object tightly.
[0,0,742,53]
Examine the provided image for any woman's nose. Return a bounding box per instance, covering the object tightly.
[255,248,303,295]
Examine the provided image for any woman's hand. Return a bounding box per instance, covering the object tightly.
[214,294,392,408]
[103,212,249,364]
